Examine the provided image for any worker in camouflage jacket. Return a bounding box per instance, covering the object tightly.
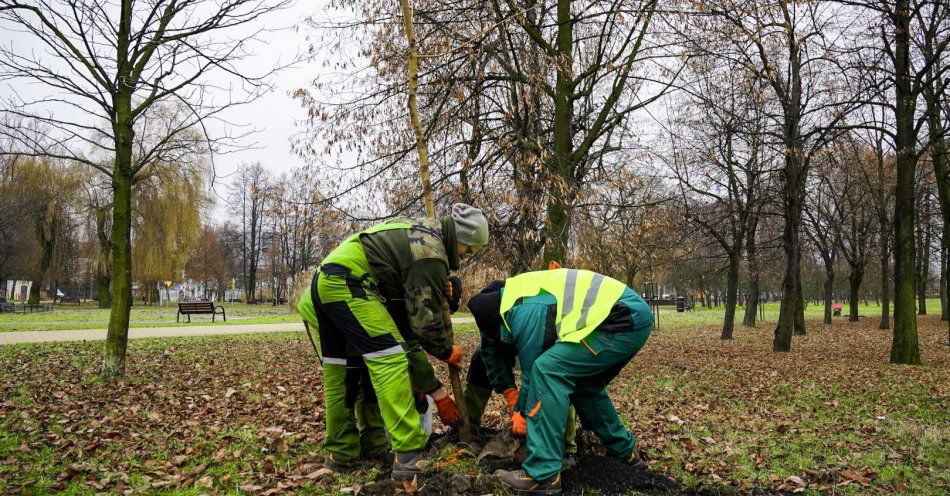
[297,204,488,478]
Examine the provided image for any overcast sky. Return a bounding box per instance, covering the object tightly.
[0,1,332,219]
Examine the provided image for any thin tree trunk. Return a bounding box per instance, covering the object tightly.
[918,199,931,315]
[880,215,891,329]
[849,267,864,322]
[96,205,112,308]
[941,225,948,320]
[794,268,806,335]
[823,270,834,325]
[722,251,740,340]
[744,212,761,327]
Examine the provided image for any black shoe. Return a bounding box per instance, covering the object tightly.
[392,451,430,479]
[323,453,359,473]
[496,469,561,495]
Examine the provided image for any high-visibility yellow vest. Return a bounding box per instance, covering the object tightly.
[499,269,627,343]
[320,221,413,278]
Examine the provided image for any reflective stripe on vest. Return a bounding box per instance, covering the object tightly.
[499,269,627,343]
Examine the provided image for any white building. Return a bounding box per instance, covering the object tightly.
[3,280,33,302]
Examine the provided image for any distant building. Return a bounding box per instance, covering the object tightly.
[3,280,33,302]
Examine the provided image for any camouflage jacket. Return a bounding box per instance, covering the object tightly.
[360,216,460,360]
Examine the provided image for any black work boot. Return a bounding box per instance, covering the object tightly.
[362,451,394,470]
[323,453,359,473]
[495,469,562,495]
[391,451,430,479]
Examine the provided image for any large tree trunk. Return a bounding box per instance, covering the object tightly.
[101,90,135,381]
[722,251,740,340]
[890,0,921,364]
[823,269,834,325]
[542,0,575,267]
[849,266,864,322]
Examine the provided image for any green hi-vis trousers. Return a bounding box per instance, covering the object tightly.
[522,327,652,482]
[463,349,577,454]
[312,270,428,462]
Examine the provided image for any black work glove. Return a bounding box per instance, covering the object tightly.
[447,276,463,313]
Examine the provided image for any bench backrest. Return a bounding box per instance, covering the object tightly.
[179,301,215,312]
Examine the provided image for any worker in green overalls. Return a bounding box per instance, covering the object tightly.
[297,204,489,479]
[295,276,465,470]
[472,269,653,495]
[462,285,578,459]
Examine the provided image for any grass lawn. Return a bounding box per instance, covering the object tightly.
[0,308,947,494]
[0,302,299,332]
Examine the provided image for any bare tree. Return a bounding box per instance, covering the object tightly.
[229,163,272,303]
[702,0,862,351]
[0,0,292,379]
[671,57,769,339]
[803,156,842,326]
[840,0,950,363]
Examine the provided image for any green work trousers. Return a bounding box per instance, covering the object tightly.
[464,348,577,453]
[313,271,428,461]
[522,327,651,482]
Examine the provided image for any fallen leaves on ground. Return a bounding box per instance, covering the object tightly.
[0,314,947,495]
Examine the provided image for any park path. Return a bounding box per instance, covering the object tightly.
[0,317,477,345]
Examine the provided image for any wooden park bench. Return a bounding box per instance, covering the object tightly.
[176,301,226,323]
[0,303,52,314]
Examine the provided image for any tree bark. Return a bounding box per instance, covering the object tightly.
[941,224,948,320]
[29,210,57,305]
[542,0,575,266]
[794,265,806,335]
[880,216,891,329]
[849,266,864,322]
[774,42,806,351]
[96,205,111,308]
[918,198,931,315]
[823,270,834,325]
[890,0,921,365]
[743,212,761,327]
[722,251,740,339]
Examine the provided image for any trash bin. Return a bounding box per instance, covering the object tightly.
[676,296,686,313]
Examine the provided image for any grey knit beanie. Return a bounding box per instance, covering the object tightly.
[451,203,489,246]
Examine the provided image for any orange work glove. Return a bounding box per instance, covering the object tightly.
[548,261,561,270]
[502,388,519,413]
[511,411,527,436]
[435,395,463,426]
[444,344,464,368]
